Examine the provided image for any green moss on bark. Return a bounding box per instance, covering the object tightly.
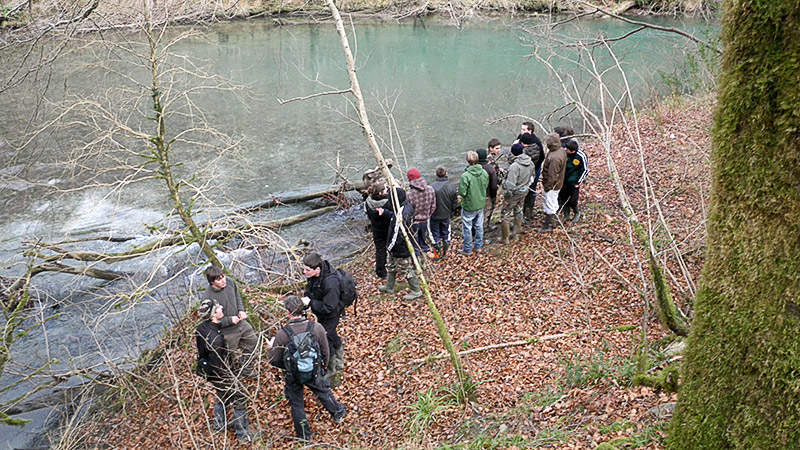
[668,0,800,448]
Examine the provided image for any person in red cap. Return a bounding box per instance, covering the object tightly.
[405,168,436,257]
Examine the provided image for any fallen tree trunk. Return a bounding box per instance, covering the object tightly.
[231,182,365,215]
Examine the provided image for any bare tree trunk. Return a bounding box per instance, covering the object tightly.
[323,0,470,389]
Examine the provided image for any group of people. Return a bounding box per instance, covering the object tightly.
[364,122,588,289]
[191,121,588,443]
[195,253,349,443]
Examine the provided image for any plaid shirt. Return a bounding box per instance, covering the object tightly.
[407,178,436,224]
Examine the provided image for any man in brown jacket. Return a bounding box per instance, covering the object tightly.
[538,133,567,233]
[268,296,347,441]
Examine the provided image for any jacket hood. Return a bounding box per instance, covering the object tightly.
[466,164,485,175]
[390,187,406,206]
[514,153,532,166]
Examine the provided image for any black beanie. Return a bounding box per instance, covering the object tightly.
[511,143,524,156]
[476,148,488,164]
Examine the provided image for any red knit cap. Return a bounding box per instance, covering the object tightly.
[407,168,421,180]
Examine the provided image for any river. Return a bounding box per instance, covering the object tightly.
[0,14,714,447]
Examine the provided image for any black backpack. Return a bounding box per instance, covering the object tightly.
[332,268,359,316]
[282,323,321,384]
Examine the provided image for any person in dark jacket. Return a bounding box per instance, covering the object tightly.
[430,166,459,259]
[301,253,345,384]
[196,299,261,443]
[517,126,544,222]
[201,266,258,378]
[268,295,347,441]
[478,148,499,232]
[377,187,422,300]
[364,180,391,279]
[558,138,589,223]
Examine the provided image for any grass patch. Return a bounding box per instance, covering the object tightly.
[403,387,454,435]
[385,332,409,354]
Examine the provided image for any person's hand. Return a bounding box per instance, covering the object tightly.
[377,207,384,216]
[301,296,311,306]
[231,316,241,325]
[238,310,247,320]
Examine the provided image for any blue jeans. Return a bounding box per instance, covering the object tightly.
[430,218,451,245]
[461,209,484,254]
[410,221,432,253]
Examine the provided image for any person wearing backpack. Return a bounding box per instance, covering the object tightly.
[196,299,262,443]
[268,295,347,441]
[301,252,346,384]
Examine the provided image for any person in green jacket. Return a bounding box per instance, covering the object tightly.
[457,151,489,255]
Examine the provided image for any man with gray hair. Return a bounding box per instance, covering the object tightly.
[457,150,489,255]
[538,133,567,233]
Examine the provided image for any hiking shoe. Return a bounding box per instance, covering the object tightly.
[458,249,472,256]
[333,405,348,425]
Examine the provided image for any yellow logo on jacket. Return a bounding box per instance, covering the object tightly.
[572,159,580,166]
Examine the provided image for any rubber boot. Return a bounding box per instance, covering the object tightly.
[513,218,523,241]
[232,407,262,443]
[334,346,345,372]
[403,275,423,300]
[500,221,511,244]
[537,214,554,233]
[212,402,227,434]
[571,206,581,223]
[378,272,395,294]
[295,419,313,442]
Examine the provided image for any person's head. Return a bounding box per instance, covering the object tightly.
[511,143,524,156]
[554,125,574,138]
[198,299,223,322]
[488,138,502,155]
[544,133,561,152]
[466,150,479,165]
[204,266,226,289]
[368,179,387,198]
[520,133,535,146]
[407,168,421,181]
[435,166,447,178]
[302,253,323,278]
[521,121,535,135]
[565,139,579,154]
[476,148,488,164]
[283,295,305,317]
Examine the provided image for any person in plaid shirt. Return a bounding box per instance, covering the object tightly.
[406,168,436,256]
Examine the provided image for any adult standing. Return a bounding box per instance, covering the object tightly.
[537,133,567,233]
[202,266,258,378]
[268,296,347,441]
[430,166,459,259]
[519,128,545,221]
[478,148,499,232]
[196,299,261,443]
[406,168,436,256]
[364,180,391,279]
[558,139,589,223]
[301,253,345,383]
[378,188,423,300]
[457,151,489,255]
[500,143,534,243]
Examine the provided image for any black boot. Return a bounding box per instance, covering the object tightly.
[232,407,262,443]
[296,419,313,442]
[571,206,581,223]
[212,402,227,434]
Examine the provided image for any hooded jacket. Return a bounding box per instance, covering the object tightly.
[541,146,567,192]
[196,320,229,381]
[503,153,534,195]
[458,164,489,212]
[303,260,342,320]
[384,188,415,258]
[364,193,391,238]
[407,178,436,224]
[431,176,458,220]
[564,149,589,185]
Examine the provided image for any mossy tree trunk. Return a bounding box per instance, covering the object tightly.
[669,1,800,447]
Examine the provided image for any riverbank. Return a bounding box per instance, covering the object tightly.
[1,0,716,31]
[68,93,713,448]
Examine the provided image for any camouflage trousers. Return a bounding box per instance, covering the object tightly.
[501,192,527,223]
[386,254,416,281]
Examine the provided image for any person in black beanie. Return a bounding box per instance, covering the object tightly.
[519,130,544,221]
